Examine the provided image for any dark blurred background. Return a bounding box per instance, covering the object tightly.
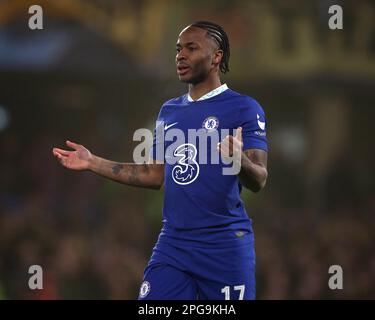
[0,0,374,299]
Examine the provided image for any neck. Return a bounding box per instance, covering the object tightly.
[188,76,222,101]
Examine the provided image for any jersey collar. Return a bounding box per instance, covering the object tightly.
[187,83,228,102]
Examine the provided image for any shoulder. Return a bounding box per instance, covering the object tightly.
[157,94,187,118]
[227,89,265,115]
[162,94,187,107]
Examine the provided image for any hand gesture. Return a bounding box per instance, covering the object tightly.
[52,140,92,171]
[217,127,243,158]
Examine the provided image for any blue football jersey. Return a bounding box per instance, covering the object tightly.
[151,88,267,244]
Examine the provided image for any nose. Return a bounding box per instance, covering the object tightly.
[176,49,187,62]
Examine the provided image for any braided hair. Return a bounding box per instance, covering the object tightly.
[190,21,230,74]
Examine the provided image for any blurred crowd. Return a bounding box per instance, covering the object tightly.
[255,202,375,299]
[0,133,152,299]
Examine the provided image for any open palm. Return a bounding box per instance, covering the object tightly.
[52,140,92,171]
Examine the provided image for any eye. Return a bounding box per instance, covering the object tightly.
[188,47,196,51]
[176,47,181,53]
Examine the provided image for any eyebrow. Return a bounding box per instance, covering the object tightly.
[176,41,198,47]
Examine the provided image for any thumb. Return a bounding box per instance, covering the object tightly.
[66,140,80,150]
[235,127,242,141]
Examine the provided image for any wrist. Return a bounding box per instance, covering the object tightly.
[87,154,99,171]
[239,151,246,168]
[238,151,253,175]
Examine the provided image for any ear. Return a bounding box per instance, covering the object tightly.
[212,49,223,66]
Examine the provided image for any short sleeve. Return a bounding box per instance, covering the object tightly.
[149,109,165,162]
[240,97,268,152]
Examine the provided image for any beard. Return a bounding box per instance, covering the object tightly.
[179,66,210,85]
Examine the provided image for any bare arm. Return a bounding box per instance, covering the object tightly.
[89,156,164,190]
[52,140,164,190]
[238,149,268,193]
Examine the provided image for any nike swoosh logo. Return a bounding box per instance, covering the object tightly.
[257,114,265,130]
[164,122,178,130]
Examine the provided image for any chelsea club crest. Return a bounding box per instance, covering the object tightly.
[139,281,151,298]
[202,116,219,131]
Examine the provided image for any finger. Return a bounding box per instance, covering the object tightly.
[235,127,242,141]
[54,151,65,165]
[220,135,233,146]
[221,138,231,149]
[66,140,80,150]
[53,150,63,158]
[217,142,226,153]
[53,148,70,156]
[223,136,244,155]
[232,137,243,149]
[227,135,235,143]
[219,139,233,156]
[218,137,233,149]
[53,150,61,159]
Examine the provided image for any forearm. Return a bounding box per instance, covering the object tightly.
[238,152,268,193]
[89,155,163,190]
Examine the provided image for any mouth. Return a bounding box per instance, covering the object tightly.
[177,64,190,76]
